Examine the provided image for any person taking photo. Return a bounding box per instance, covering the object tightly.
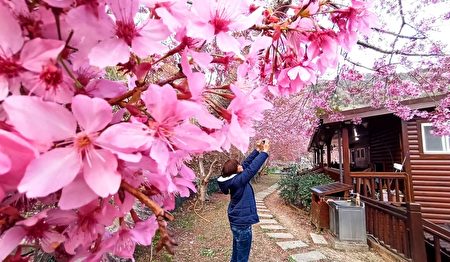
[217,139,270,262]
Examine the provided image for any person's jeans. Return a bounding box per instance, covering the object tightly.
[230,225,252,262]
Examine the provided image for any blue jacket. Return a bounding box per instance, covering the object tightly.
[217,150,269,226]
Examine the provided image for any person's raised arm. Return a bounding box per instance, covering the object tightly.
[241,140,264,169]
[235,141,270,185]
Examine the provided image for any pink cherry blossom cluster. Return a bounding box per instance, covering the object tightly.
[0,0,374,260]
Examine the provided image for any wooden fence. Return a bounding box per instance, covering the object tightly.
[362,195,450,261]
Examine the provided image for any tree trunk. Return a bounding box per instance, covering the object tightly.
[197,156,217,204]
[198,182,208,203]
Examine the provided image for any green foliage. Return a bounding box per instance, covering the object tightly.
[278,171,333,210]
[266,166,279,173]
[207,176,220,194]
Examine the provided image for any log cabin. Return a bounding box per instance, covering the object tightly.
[308,95,450,261]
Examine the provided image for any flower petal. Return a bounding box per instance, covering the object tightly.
[83,149,121,197]
[132,19,170,56]
[42,0,73,8]
[20,38,65,72]
[18,148,81,198]
[41,230,66,253]
[59,176,98,210]
[107,0,139,21]
[97,122,153,151]
[3,96,76,145]
[85,79,127,99]
[130,217,158,246]
[0,226,27,261]
[216,32,242,55]
[72,95,112,133]
[0,4,23,56]
[150,140,169,172]
[0,151,11,175]
[142,84,177,123]
[89,38,130,68]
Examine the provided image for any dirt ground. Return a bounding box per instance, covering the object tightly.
[134,174,384,261]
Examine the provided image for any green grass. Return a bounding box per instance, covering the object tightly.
[197,235,207,242]
[288,256,296,262]
[200,248,216,257]
[171,212,195,230]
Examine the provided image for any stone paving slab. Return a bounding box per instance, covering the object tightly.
[258,213,273,218]
[257,208,270,212]
[310,233,328,245]
[260,224,285,230]
[266,232,294,239]
[276,240,308,250]
[290,251,326,262]
[256,205,266,209]
[258,219,279,224]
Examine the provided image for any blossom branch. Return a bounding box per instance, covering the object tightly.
[371,27,426,40]
[356,41,447,56]
[108,72,185,105]
[120,181,177,254]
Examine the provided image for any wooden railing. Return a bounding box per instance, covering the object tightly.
[361,196,426,261]
[423,220,450,262]
[350,172,411,202]
[323,167,340,182]
[297,166,323,176]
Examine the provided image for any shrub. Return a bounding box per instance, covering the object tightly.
[279,172,333,210]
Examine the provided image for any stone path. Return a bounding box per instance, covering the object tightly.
[255,184,328,262]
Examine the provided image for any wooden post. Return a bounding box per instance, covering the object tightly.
[320,146,324,167]
[406,203,427,261]
[326,142,332,167]
[401,120,414,202]
[342,127,351,184]
[313,149,316,166]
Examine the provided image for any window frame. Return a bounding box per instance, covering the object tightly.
[420,123,450,154]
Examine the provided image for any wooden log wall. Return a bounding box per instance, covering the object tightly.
[406,120,450,223]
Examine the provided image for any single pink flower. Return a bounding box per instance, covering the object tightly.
[98,84,217,172]
[237,35,272,80]
[3,95,121,199]
[18,38,74,104]
[87,0,171,68]
[187,0,263,55]
[331,0,377,51]
[0,209,75,261]
[217,85,272,152]
[63,201,117,254]
[103,218,158,259]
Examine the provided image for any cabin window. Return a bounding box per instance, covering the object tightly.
[421,123,450,154]
[360,148,365,158]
